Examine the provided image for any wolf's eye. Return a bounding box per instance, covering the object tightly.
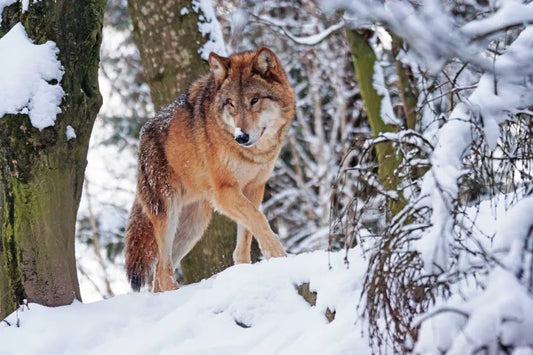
[224,99,234,108]
[250,97,259,106]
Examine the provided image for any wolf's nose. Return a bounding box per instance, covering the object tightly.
[235,132,250,145]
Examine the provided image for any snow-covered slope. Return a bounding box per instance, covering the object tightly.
[1,250,371,354]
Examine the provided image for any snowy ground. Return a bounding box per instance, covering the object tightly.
[1,249,372,355]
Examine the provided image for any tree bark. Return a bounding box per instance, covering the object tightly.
[128,0,237,284]
[128,0,209,110]
[0,0,106,318]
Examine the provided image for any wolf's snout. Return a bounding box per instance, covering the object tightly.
[235,132,250,145]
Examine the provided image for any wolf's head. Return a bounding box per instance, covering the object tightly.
[208,48,294,148]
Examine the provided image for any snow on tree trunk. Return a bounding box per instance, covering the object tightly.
[128,0,236,284]
[0,0,106,318]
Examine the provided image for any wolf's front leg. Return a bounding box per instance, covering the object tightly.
[233,183,266,264]
[234,224,253,264]
[214,184,286,260]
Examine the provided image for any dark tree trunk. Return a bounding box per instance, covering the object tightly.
[128,0,238,284]
[0,0,106,318]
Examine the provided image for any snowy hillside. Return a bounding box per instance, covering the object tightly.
[1,249,371,354]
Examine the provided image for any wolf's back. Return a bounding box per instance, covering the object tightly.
[125,200,157,291]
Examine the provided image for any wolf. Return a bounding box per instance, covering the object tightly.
[125,48,295,292]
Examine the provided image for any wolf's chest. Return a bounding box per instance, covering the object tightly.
[226,155,274,187]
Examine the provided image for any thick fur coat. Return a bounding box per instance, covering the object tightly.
[125,48,295,292]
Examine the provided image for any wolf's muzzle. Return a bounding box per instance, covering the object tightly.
[235,132,250,145]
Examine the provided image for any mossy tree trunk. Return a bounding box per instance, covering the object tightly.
[0,0,106,318]
[346,29,405,217]
[129,0,238,284]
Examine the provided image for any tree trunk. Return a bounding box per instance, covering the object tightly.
[128,0,209,110]
[346,29,405,217]
[0,0,106,318]
[391,35,418,131]
[128,0,237,284]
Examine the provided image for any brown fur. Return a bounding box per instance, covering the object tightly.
[125,48,295,292]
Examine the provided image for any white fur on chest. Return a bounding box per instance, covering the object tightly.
[228,158,261,185]
[222,154,274,188]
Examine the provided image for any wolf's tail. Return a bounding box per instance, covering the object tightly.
[125,199,157,292]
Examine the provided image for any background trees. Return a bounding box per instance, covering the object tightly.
[0,0,106,318]
[76,0,367,294]
[328,1,533,352]
[63,0,532,352]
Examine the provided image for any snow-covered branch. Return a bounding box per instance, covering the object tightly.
[259,17,345,46]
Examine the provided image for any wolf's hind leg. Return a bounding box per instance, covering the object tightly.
[171,200,212,267]
[151,196,182,292]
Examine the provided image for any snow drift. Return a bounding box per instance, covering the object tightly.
[1,249,371,354]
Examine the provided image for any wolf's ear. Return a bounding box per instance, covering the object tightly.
[253,47,282,80]
[209,52,230,85]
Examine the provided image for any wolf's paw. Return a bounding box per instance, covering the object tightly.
[153,275,180,292]
[233,249,252,264]
[262,237,287,259]
[164,279,180,291]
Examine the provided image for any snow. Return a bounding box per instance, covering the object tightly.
[415,196,533,354]
[230,8,248,33]
[414,25,533,273]
[462,1,533,38]
[192,0,227,60]
[1,249,372,355]
[317,2,533,351]
[65,125,76,140]
[0,23,64,130]
[323,0,533,74]
[372,60,399,125]
[2,1,525,353]
[282,20,345,46]
[492,196,533,273]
